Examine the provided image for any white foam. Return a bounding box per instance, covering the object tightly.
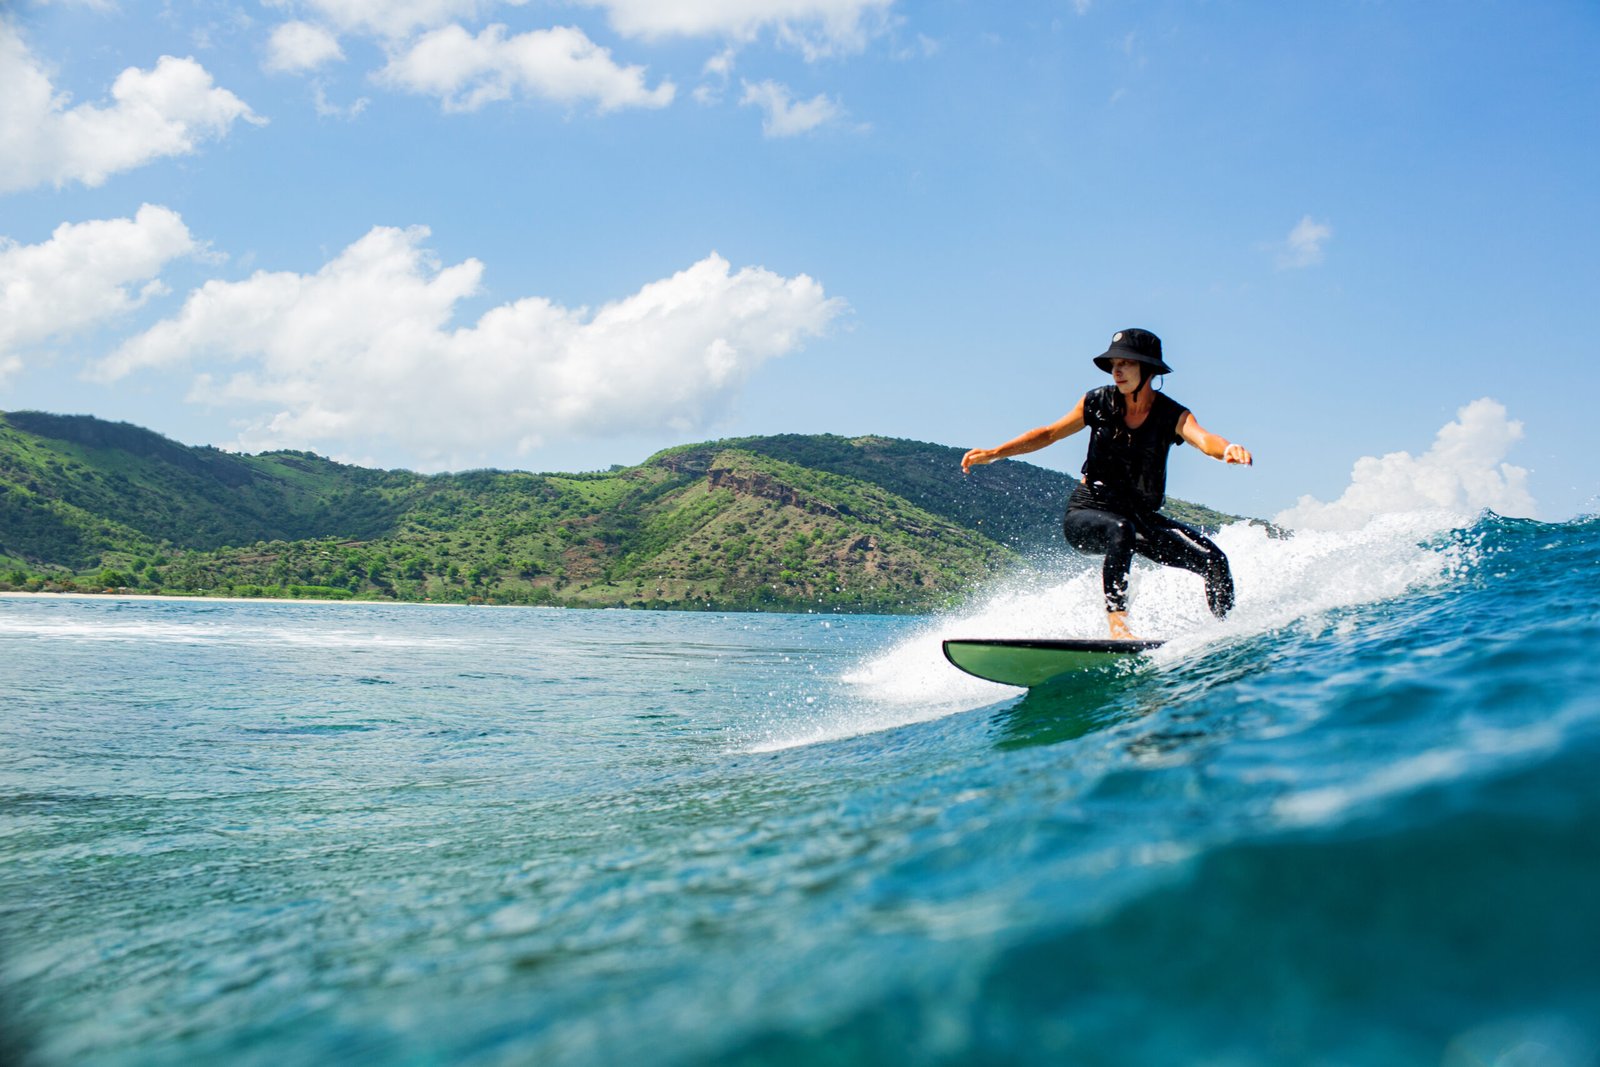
[838,509,1463,716]
[0,610,470,650]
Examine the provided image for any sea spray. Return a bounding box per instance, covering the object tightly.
[785,513,1462,749]
[758,399,1536,750]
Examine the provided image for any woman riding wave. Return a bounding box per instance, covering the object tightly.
[961,328,1253,639]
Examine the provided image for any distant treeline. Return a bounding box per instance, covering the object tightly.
[0,412,1245,613]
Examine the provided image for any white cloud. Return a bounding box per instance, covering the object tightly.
[585,0,894,59]
[264,20,345,73]
[1278,215,1333,269]
[692,47,737,104]
[314,84,371,119]
[740,79,841,136]
[293,0,496,40]
[0,22,263,193]
[91,226,846,468]
[704,47,737,78]
[889,33,938,60]
[1274,398,1536,530]
[376,23,674,113]
[0,206,198,376]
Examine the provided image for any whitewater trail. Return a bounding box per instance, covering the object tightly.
[747,398,1535,752]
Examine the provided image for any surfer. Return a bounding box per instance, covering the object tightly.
[960,328,1252,639]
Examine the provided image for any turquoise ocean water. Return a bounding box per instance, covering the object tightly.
[2,511,1598,1065]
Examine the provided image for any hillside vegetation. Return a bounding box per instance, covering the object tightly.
[0,411,1243,613]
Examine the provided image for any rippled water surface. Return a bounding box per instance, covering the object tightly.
[4,514,1599,1065]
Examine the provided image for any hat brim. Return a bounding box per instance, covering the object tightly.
[1093,350,1172,376]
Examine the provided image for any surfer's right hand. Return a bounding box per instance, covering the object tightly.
[961,448,993,473]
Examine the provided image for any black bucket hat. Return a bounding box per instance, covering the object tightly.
[1093,328,1172,375]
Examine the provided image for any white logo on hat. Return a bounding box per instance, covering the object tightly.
[1113,332,1123,342]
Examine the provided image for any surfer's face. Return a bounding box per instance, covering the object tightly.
[1110,358,1143,394]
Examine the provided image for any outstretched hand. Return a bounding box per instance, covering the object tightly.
[1223,443,1253,466]
[961,448,995,474]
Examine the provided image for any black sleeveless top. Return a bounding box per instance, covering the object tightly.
[1069,386,1189,515]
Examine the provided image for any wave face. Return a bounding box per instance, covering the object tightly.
[2,510,1598,1066]
[725,510,1600,1065]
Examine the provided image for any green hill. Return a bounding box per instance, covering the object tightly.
[0,411,1244,613]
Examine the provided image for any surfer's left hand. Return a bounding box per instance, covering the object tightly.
[1224,443,1253,466]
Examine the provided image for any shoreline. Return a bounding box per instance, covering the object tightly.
[0,590,509,609]
[0,591,915,617]
[0,590,887,616]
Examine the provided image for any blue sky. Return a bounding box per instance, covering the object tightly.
[1,0,1596,524]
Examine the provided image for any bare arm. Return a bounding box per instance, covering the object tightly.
[962,395,1087,473]
[1177,411,1252,465]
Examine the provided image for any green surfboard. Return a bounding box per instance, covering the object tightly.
[941,637,1165,688]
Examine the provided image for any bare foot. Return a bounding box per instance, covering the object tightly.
[1107,611,1137,640]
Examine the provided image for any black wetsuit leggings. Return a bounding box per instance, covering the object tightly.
[1061,506,1235,618]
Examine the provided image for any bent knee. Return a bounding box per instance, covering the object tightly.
[1063,512,1135,554]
